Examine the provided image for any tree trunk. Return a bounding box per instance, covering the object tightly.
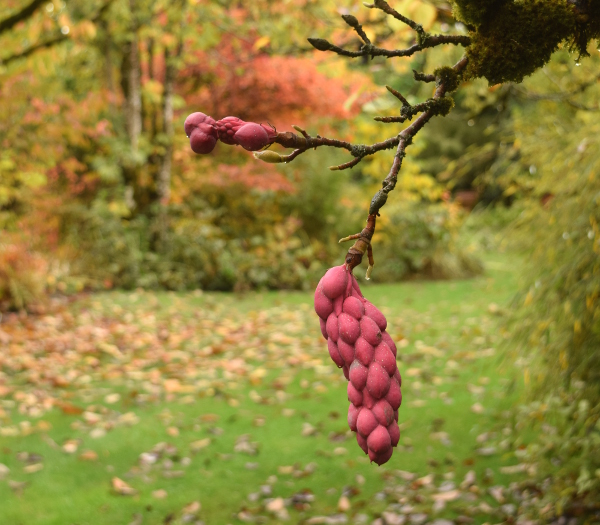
[127,0,142,152]
[157,46,175,207]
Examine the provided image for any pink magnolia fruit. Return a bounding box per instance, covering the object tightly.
[355,337,375,367]
[356,408,378,438]
[234,123,273,151]
[215,116,247,145]
[189,129,217,154]
[343,296,364,319]
[337,339,355,367]
[349,360,368,391]
[185,112,218,154]
[314,264,402,465]
[338,313,360,345]
[328,339,344,368]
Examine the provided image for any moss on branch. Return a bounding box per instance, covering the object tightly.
[451,0,600,84]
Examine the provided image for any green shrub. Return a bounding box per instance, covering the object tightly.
[503,75,600,515]
[372,202,483,282]
[57,203,324,292]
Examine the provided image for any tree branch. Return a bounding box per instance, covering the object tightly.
[0,0,45,36]
[1,34,67,65]
[369,56,468,215]
[308,33,470,60]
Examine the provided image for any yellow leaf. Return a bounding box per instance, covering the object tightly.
[253,36,270,50]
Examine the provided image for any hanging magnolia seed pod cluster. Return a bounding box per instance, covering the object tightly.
[314,265,402,465]
[184,112,277,154]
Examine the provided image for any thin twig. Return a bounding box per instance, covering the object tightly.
[341,14,371,45]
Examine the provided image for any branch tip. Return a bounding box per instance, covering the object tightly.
[385,85,410,106]
[307,37,332,51]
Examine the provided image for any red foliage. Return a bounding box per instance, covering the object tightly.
[178,154,295,194]
[180,38,365,129]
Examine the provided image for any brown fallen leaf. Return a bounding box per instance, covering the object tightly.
[190,438,210,452]
[182,501,201,514]
[432,489,460,502]
[79,450,98,461]
[24,463,44,474]
[338,495,351,512]
[111,477,137,496]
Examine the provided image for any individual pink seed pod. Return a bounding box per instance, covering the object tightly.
[338,313,360,345]
[184,112,216,138]
[348,404,360,432]
[385,376,402,410]
[356,433,368,454]
[370,446,393,466]
[393,369,402,387]
[189,129,218,154]
[347,382,363,406]
[320,265,349,299]
[328,339,344,369]
[314,287,333,320]
[215,116,247,145]
[342,365,349,381]
[342,296,364,319]
[372,399,394,427]
[319,318,328,340]
[367,362,391,399]
[326,313,339,342]
[233,123,272,151]
[388,422,400,447]
[355,337,375,367]
[349,360,368,391]
[382,332,397,357]
[360,316,382,346]
[337,338,355,367]
[367,425,391,455]
[374,342,396,375]
[364,301,387,331]
[356,408,378,438]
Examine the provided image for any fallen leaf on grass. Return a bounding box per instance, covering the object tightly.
[190,438,210,452]
[499,464,528,474]
[460,470,476,489]
[62,440,79,454]
[111,477,137,496]
[302,422,317,436]
[470,403,484,414]
[152,489,167,499]
[432,489,460,502]
[234,435,259,455]
[476,447,497,456]
[23,463,43,473]
[79,450,98,461]
[337,495,351,512]
[488,485,505,503]
[182,501,201,514]
[381,513,405,525]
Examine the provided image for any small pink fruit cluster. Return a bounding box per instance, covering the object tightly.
[314,265,402,466]
[184,112,277,154]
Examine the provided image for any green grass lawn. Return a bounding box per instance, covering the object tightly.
[0,255,530,524]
